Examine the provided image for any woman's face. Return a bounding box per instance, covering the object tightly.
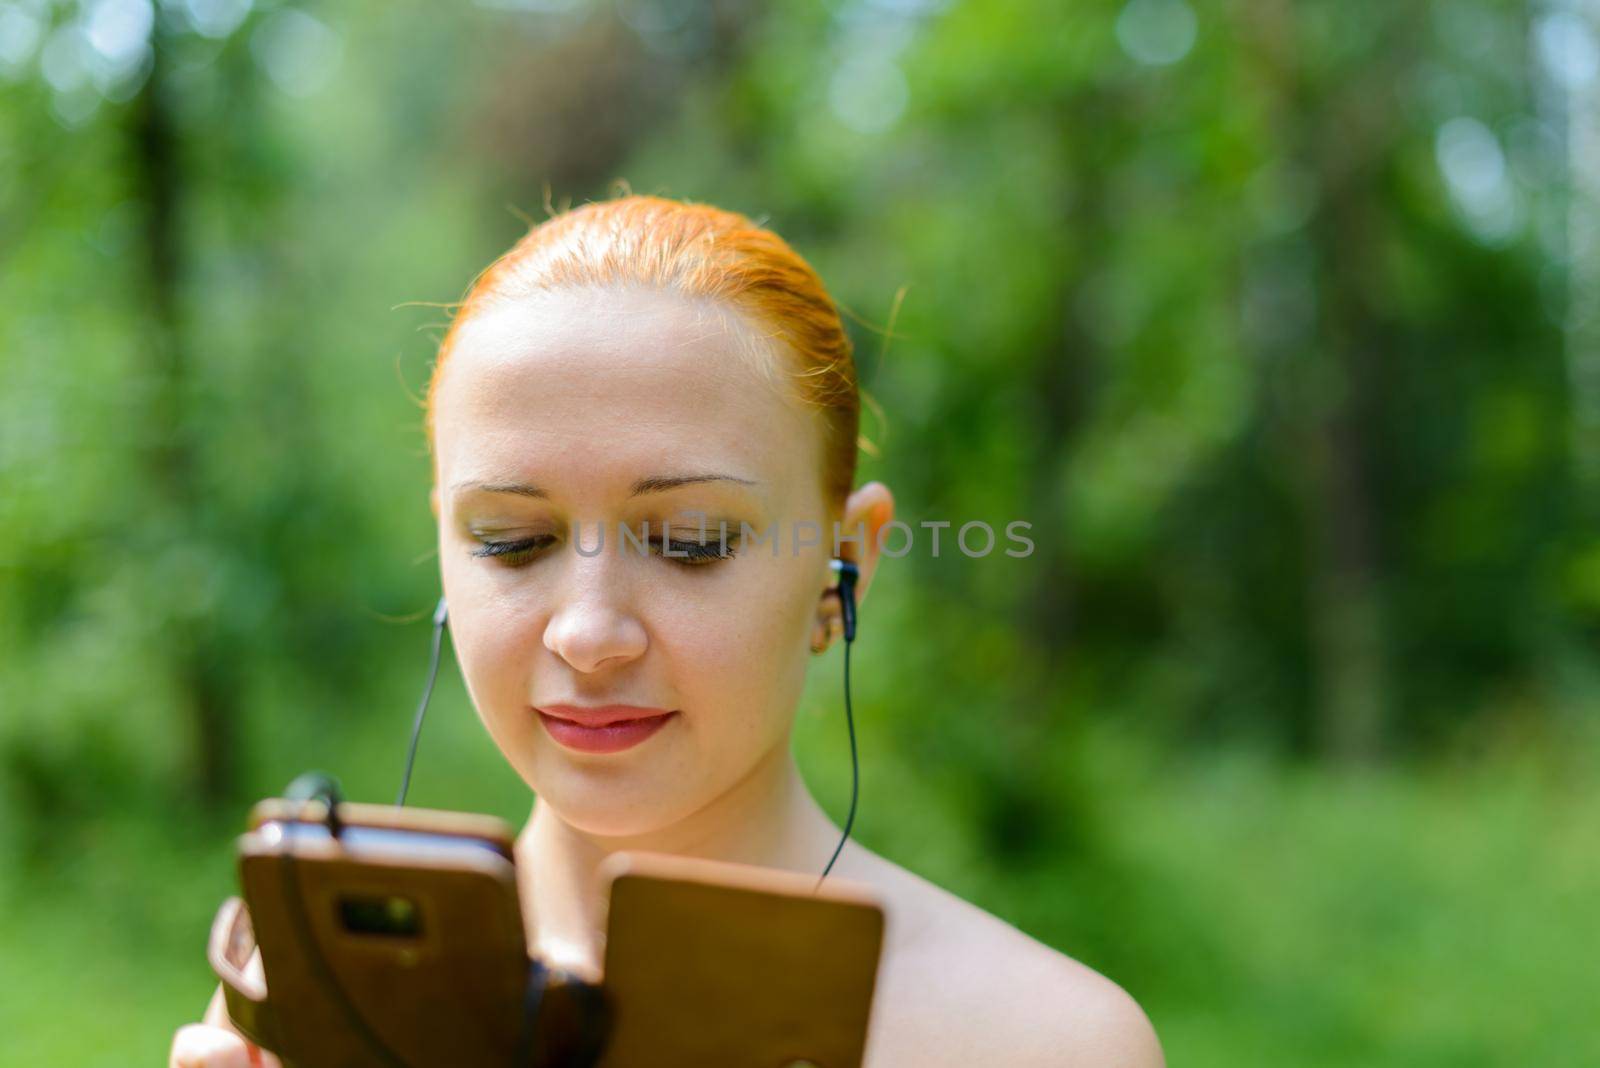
[430,284,839,838]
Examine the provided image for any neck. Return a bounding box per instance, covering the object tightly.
[512,741,844,975]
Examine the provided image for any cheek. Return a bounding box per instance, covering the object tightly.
[440,561,542,715]
[660,565,814,722]
[461,609,534,693]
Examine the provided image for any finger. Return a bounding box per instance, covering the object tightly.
[169,1024,265,1068]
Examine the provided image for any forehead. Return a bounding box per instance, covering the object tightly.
[433,285,820,503]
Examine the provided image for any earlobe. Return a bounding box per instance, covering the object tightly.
[811,598,845,654]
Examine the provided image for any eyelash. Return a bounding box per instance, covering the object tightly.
[469,534,740,567]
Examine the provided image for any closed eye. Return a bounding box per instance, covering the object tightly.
[649,536,740,565]
[470,535,557,565]
[468,533,740,567]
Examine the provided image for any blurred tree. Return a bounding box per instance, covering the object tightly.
[0,0,1592,859]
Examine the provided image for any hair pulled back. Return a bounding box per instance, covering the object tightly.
[425,194,860,511]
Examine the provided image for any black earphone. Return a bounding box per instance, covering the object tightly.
[394,557,862,886]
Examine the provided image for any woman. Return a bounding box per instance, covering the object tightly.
[170,195,1164,1067]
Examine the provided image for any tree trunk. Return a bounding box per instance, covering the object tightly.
[1246,0,1417,764]
[1300,20,1426,765]
[130,32,235,804]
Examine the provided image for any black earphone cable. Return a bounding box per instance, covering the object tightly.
[815,630,857,889]
[396,596,448,807]
[281,773,413,1068]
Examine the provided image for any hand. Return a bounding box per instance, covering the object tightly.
[168,1023,281,1068]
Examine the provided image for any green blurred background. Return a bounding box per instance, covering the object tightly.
[3,0,1599,1063]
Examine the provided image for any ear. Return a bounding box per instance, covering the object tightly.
[430,484,441,521]
[830,480,895,609]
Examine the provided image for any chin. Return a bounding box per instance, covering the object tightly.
[529,758,705,841]
[546,795,699,842]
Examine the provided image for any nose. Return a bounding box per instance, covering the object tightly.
[542,554,648,674]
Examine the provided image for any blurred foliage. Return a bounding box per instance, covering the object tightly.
[2,0,1599,1064]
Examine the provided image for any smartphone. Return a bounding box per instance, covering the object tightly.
[210,799,884,1067]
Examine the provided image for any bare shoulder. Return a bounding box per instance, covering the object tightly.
[850,850,1164,1068]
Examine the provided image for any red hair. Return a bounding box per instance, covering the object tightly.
[425,194,860,512]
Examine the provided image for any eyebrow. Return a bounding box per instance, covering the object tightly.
[452,473,759,500]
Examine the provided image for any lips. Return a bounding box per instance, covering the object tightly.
[534,703,678,755]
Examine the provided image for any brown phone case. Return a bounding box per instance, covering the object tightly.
[211,798,534,1066]
[595,851,885,1068]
